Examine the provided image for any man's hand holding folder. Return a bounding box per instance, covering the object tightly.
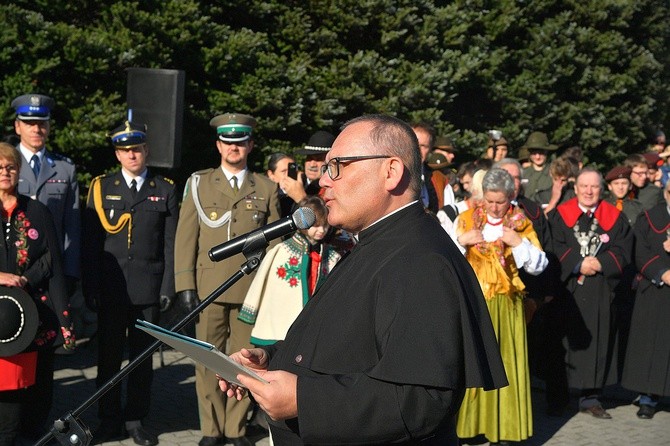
[220,348,299,421]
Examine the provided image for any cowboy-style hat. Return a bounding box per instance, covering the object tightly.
[0,286,38,357]
[521,131,558,152]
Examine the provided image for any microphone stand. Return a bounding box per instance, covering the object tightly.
[37,248,267,446]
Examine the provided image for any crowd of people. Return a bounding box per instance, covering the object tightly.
[0,91,668,446]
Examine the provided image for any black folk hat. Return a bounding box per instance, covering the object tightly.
[0,286,38,357]
[296,130,335,155]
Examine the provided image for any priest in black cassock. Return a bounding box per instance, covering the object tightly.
[218,114,507,445]
[548,167,633,419]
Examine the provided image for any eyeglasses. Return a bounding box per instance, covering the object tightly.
[321,155,391,180]
[0,165,18,173]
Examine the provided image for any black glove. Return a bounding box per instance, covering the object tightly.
[177,290,200,314]
[84,294,98,313]
[159,294,174,313]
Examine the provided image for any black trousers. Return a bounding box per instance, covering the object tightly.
[96,301,159,423]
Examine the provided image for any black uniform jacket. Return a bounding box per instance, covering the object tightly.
[82,171,178,306]
[264,202,507,445]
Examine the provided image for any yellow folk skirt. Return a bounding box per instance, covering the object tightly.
[456,293,532,443]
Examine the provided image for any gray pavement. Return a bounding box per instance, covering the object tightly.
[47,337,670,446]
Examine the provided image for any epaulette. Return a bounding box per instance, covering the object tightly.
[49,151,74,164]
[192,168,214,176]
[158,175,174,185]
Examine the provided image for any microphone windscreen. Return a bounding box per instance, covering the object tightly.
[292,207,316,230]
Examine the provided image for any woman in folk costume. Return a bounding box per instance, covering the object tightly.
[0,142,73,444]
[239,196,340,345]
[451,168,548,445]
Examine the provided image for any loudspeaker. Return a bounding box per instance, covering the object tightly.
[127,68,185,168]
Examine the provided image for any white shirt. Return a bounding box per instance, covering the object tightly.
[19,144,45,166]
[121,169,147,190]
[222,166,247,190]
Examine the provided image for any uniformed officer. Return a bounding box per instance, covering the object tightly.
[174,113,280,446]
[11,94,81,292]
[82,120,178,446]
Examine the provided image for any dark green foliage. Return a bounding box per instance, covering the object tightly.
[1,0,668,193]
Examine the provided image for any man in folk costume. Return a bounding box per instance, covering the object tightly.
[548,167,633,419]
[82,119,178,445]
[174,113,281,446]
[621,180,670,419]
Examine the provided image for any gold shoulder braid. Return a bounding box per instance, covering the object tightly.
[90,176,133,248]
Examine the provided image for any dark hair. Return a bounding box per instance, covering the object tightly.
[297,195,329,227]
[550,157,578,179]
[342,114,422,198]
[410,122,436,148]
[624,153,647,170]
[267,152,294,173]
[561,146,583,162]
[457,161,478,180]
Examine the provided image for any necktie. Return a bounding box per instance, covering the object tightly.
[31,154,41,178]
[130,179,137,198]
[615,199,624,211]
[231,176,239,193]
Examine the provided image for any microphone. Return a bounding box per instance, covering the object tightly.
[208,207,316,262]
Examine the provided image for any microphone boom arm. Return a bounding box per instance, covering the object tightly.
[37,246,267,446]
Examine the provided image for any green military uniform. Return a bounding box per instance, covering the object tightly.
[174,113,281,441]
[520,131,559,204]
[523,164,553,203]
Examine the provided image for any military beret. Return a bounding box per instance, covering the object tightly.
[11,94,55,121]
[642,152,663,168]
[520,131,558,152]
[605,165,632,183]
[109,121,147,149]
[434,135,457,152]
[296,130,335,155]
[209,113,257,142]
[0,286,39,357]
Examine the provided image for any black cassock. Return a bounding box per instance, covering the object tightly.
[549,198,632,390]
[621,203,670,396]
[264,202,507,445]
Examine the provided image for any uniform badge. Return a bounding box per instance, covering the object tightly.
[148,196,165,202]
[245,199,253,210]
[114,180,121,185]
[105,195,122,201]
[210,211,218,220]
[150,180,155,187]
